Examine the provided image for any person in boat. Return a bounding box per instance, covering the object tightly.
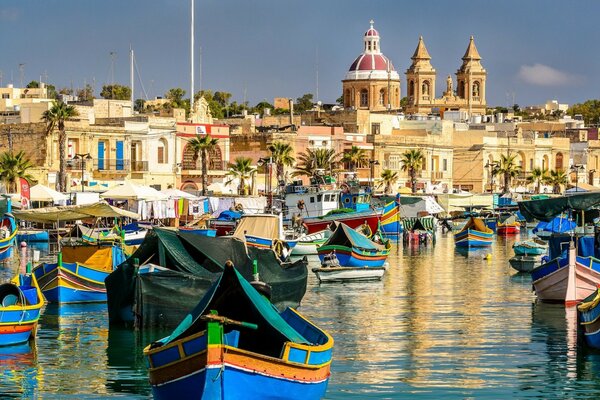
[358,221,372,237]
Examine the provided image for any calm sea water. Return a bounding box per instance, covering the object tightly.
[2,232,600,399]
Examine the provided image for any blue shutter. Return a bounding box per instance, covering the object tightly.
[116,141,124,170]
[98,142,105,170]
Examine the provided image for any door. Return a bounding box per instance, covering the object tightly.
[116,140,124,170]
[97,141,105,170]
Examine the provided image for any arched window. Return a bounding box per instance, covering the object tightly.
[379,89,385,105]
[472,81,480,98]
[360,89,369,107]
[409,81,415,97]
[555,152,564,170]
[458,80,465,98]
[345,89,351,106]
[422,81,430,96]
[157,138,168,164]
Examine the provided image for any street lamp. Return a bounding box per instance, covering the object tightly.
[73,153,93,192]
[257,157,273,210]
[570,164,584,192]
[369,159,380,193]
[484,161,499,193]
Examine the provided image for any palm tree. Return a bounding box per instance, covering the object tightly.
[226,157,256,195]
[187,134,219,196]
[493,153,521,194]
[378,169,399,195]
[0,151,35,193]
[528,167,548,194]
[292,148,339,180]
[545,169,568,194]
[341,146,367,172]
[400,149,424,194]
[267,141,295,186]
[42,101,79,192]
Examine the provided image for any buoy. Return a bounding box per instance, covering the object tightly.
[484,253,492,260]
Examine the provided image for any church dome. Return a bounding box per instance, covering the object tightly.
[344,20,400,81]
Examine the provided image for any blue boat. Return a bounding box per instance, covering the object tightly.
[0,213,18,261]
[578,288,600,349]
[178,227,217,237]
[513,239,548,256]
[532,216,576,240]
[0,273,44,346]
[317,223,390,268]
[144,263,333,400]
[17,229,49,243]
[454,217,493,247]
[33,244,127,303]
[379,200,404,238]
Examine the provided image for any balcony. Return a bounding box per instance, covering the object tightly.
[66,159,85,170]
[93,159,130,173]
[431,171,446,180]
[131,161,149,172]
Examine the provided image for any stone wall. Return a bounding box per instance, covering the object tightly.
[0,123,48,166]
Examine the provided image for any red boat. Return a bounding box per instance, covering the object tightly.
[497,215,520,235]
[302,210,381,234]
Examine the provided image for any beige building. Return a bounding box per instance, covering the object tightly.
[0,83,52,113]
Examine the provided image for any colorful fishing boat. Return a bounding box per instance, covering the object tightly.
[68,223,147,246]
[16,229,49,243]
[531,236,600,305]
[302,210,381,235]
[33,244,127,303]
[454,217,493,247]
[144,263,333,400]
[577,288,600,349]
[291,230,330,256]
[513,238,548,256]
[0,213,18,261]
[0,272,44,346]
[497,214,520,235]
[508,255,542,273]
[379,200,403,239]
[402,216,436,245]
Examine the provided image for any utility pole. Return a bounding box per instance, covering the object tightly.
[190,0,195,116]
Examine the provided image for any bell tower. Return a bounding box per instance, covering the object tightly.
[405,36,436,114]
[456,36,487,114]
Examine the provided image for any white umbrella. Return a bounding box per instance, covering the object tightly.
[161,188,199,200]
[29,184,68,203]
[100,182,168,201]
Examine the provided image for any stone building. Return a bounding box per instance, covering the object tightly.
[342,21,401,112]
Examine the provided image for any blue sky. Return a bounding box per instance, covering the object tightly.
[1,0,599,107]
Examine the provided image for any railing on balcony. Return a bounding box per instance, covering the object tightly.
[66,159,85,170]
[131,161,149,172]
[431,171,445,180]
[93,159,130,172]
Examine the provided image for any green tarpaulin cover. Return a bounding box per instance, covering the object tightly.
[518,192,600,222]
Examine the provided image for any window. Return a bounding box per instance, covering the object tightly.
[310,197,315,203]
[472,81,480,98]
[555,153,564,170]
[317,194,322,202]
[371,123,380,135]
[360,89,368,107]
[529,159,534,171]
[443,159,448,171]
[157,138,168,164]
[379,89,385,105]
[422,81,430,96]
[345,89,350,106]
[1,94,9,99]
[409,81,415,97]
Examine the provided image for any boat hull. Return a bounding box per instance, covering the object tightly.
[497,225,520,235]
[509,255,541,273]
[312,266,385,282]
[302,211,380,235]
[33,263,109,303]
[317,246,388,268]
[578,290,600,349]
[454,229,493,247]
[513,245,546,256]
[0,274,44,346]
[17,230,49,242]
[532,257,600,303]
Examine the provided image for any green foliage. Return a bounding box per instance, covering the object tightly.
[545,169,568,194]
[226,157,257,195]
[341,146,368,171]
[188,134,219,195]
[27,81,57,99]
[400,149,424,194]
[26,81,40,88]
[293,148,339,178]
[400,96,408,108]
[100,84,131,100]
[254,101,274,115]
[268,141,295,185]
[527,167,548,194]
[0,151,35,193]
[134,99,146,113]
[492,153,521,193]
[336,95,343,105]
[294,93,314,113]
[567,100,600,125]
[77,84,95,101]
[59,87,73,96]
[378,169,399,194]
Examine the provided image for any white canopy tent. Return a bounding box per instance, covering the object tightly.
[100,182,168,201]
[161,188,199,200]
[30,184,69,203]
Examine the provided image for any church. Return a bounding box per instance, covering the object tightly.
[342,21,487,117]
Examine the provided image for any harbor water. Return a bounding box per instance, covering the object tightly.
[3,232,600,399]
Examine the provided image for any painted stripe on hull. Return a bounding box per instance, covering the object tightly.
[35,265,107,303]
[533,262,600,303]
[312,267,385,282]
[317,247,388,267]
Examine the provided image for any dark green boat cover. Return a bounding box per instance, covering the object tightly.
[106,228,308,328]
[403,216,435,232]
[518,192,600,222]
[324,223,385,251]
[159,265,309,357]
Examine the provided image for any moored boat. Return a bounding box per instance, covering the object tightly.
[0,213,18,261]
[454,217,493,247]
[497,215,520,235]
[302,210,381,235]
[0,272,44,346]
[291,230,330,256]
[577,288,600,349]
[16,229,49,243]
[513,238,548,256]
[508,255,542,273]
[144,263,333,400]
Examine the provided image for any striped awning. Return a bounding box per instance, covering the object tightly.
[402,216,435,232]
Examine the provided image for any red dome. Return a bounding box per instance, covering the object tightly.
[364,28,379,37]
[348,53,394,72]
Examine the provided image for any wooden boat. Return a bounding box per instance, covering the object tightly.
[233,214,298,260]
[497,215,520,235]
[291,230,330,256]
[513,238,547,256]
[317,223,389,268]
[0,272,44,346]
[402,216,436,245]
[312,264,386,283]
[454,217,493,247]
[508,255,542,273]
[68,224,147,246]
[144,263,333,399]
[577,288,600,349]
[379,200,403,239]
[33,244,127,303]
[17,229,49,243]
[0,213,18,261]
[531,238,600,305]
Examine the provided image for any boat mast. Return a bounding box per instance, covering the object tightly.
[190,0,195,119]
[130,46,134,112]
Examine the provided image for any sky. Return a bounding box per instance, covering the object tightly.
[1,0,599,108]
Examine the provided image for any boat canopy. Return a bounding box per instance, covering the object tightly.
[461,217,493,233]
[324,223,385,251]
[532,217,576,234]
[156,264,310,353]
[233,214,281,241]
[518,192,600,222]
[403,216,435,232]
[13,202,140,223]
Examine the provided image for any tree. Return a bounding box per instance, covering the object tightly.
[253,101,274,116]
[100,84,131,100]
[268,141,295,187]
[336,95,343,105]
[400,96,409,108]
[77,84,95,101]
[378,169,398,194]
[567,100,600,126]
[493,153,521,194]
[528,167,548,194]
[295,93,314,112]
[27,80,57,99]
[400,149,424,194]
[59,87,73,96]
[226,157,256,195]
[0,151,35,193]
[42,101,79,192]
[341,146,367,172]
[134,99,146,113]
[187,134,219,196]
[545,169,568,194]
[293,148,339,179]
